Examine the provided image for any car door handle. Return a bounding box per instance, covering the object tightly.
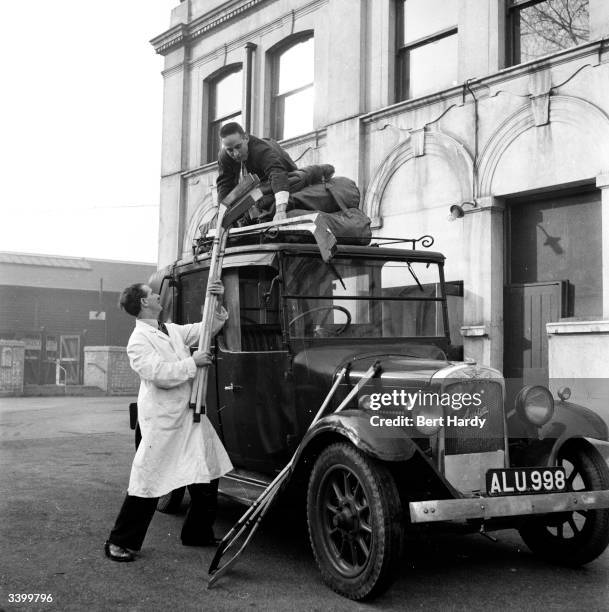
[224,383,243,392]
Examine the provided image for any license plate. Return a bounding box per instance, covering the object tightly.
[486,467,567,496]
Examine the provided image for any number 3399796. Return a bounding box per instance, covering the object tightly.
[8,593,53,603]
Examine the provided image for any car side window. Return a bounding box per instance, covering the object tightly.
[223,265,283,352]
[179,269,210,324]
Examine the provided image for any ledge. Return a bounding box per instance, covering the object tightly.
[546,320,609,335]
[460,325,487,337]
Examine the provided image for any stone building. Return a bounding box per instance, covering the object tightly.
[151,0,609,416]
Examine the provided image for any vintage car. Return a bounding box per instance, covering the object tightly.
[131,220,609,601]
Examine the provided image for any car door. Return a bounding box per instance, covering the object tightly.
[215,265,296,474]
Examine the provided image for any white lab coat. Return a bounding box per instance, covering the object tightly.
[126,313,233,498]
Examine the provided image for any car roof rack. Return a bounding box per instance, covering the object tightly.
[193,216,435,261]
[370,235,435,249]
[194,213,342,262]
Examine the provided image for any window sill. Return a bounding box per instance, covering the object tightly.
[546,320,609,335]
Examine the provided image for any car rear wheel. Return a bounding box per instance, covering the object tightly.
[307,443,403,600]
[519,442,609,566]
[134,424,186,514]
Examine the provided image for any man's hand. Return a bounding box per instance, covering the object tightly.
[192,350,213,367]
[208,280,224,296]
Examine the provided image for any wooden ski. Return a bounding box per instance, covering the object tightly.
[189,175,263,422]
[207,360,383,586]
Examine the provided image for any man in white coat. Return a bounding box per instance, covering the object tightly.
[104,279,233,562]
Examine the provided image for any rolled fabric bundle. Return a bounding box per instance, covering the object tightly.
[259,164,335,195]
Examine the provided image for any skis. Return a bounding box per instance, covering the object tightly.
[189,175,263,422]
[207,360,383,587]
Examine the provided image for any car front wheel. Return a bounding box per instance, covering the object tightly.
[519,441,609,566]
[306,443,403,600]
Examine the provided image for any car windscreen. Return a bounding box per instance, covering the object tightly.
[283,255,446,339]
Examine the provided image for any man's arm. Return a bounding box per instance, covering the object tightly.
[253,140,296,218]
[177,308,228,347]
[127,334,197,389]
[255,140,292,195]
[216,151,239,203]
[175,279,228,346]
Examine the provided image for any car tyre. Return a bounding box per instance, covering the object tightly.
[307,442,403,600]
[519,442,609,566]
[134,424,186,514]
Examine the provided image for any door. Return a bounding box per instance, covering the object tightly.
[504,281,567,386]
[59,335,81,384]
[215,265,295,473]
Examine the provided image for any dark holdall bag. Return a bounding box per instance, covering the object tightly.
[288,177,372,246]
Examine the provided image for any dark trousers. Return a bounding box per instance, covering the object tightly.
[108,480,219,551]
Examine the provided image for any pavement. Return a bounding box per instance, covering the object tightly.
[1,397,609,612]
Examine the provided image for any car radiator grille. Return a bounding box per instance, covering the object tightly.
[443,381,505,455]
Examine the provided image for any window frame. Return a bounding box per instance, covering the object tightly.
[270,31,315,141]
[206,64,243,163]
[507,0,590,66]
[395,0,458,101]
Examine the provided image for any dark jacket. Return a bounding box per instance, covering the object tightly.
[216,135,297,203]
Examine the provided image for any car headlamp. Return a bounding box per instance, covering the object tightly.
[413,402,443,436]
[515,385,554,427]
[358,394,372,411]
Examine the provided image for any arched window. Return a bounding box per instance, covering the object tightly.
[207,66,243,162]
[271,34,314,140]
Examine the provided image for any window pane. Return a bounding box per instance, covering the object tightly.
[402,0,457,45]
[284,256,445,339]
[214,69,242,120]
[408,34,457,98]
[517,0,589,63]
[281,86,314,139]
[277,37,314,95]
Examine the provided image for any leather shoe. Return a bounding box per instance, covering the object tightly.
[181,537,221,547]
[104,541,135,562]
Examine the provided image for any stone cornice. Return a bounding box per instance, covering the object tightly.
[151,0,327,57]
[150,23,188,56]
[189,0,270,42]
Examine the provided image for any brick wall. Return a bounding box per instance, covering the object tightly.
[0,340,25,396]
[84,346,139,395]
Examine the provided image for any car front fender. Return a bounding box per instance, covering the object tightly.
[294,409,420,463]
[540,400,609,463]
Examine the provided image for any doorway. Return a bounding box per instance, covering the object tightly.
[59,335,81,385]
[504,189,601,386]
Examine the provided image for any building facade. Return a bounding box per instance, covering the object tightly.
[152,0,609,417]
[0,253,156,385]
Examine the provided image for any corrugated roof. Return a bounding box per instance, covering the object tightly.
[0,251,157,292]
[0,252,91,269]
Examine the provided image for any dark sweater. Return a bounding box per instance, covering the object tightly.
[216,135,297,203]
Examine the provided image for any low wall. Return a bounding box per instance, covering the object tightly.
[0,340,25,396]
[84,347,139,395]
[547,320,609,427]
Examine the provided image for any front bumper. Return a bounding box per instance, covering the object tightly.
[409,490,609,523]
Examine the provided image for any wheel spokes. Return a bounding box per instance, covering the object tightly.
[331,479,344,502]
[321,466,374,574]
[567,515,581,535]
[356,535,370,558]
